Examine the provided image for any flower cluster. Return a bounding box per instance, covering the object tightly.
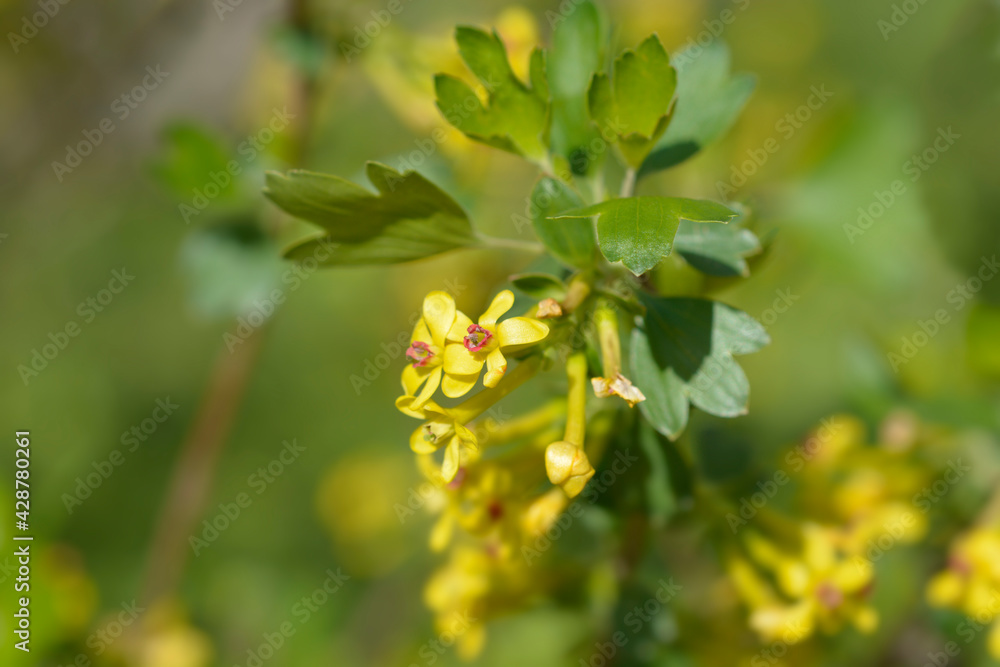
[726,415,929,644]
[394,289,641,658]
[926,526,1000,658]
[396,290,549,481]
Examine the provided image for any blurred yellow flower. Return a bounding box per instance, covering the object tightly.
[927,526,1000,658]
[736,525,878,644]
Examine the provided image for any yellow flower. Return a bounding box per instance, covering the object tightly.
[398,291,456,414]
[738,525,878,643]
[442,290,548,397]
[926,526,1000,635]
[408,400,478,483]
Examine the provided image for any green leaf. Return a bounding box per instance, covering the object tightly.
[265,162,476,266]
[509,273,567,300]
[151,123,236,201]
[673,218,761,277]
[550,197,737,275]
[631,295,769,439]
[179,219,284,319]
[587,35,677,168]
[529,177,598,268]
[548,0,605,175]
[641,41,755,176]
[967,302,1000,377]
[637,413,679,526]
[434,27,549,160]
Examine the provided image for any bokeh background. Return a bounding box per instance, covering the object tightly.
[1,0,999,665]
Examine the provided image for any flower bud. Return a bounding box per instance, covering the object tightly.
[521,488,569,538]
[545,441,595,498]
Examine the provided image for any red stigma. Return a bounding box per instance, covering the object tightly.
[464,324,493,352]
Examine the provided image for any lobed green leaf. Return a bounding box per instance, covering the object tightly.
[550,196,737,275]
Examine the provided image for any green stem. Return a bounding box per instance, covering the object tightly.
[619,168,637,199]
[564,353,588,447]
[476,233,546,254]
[450,355,542,423]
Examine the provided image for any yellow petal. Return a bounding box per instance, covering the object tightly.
[444,343,485,376]
[410,424,441,454]
[423,291,456,344]
[457,622,486,661]
[831,558,873,594]
[483,348,507,387]
[802,524,835,573]
[402,363,433,395]
[851,605,879,634]
[411,318,432,345]
[776,560,811,597]
[497,317,549,348]
[395,395,427,419]
[726,554,776,609]
[410,367,442,410]
[926,570,964,608]
[442,372,479,398]
[447,311,475,342]
[988,619,1000,659]
[749,600,815,644]
[442,437,461,482]
[480,290,514,326]
[454,421,478,448]
[430,514,454,553]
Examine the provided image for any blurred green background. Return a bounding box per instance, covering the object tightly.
[1,0,999,665]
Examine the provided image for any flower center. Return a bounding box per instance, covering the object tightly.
[406,341,434,367]
[464,324,493,352]
[421,422,452,444]
[816,582,843,609]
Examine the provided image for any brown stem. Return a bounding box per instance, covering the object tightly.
[140,329,266,604]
